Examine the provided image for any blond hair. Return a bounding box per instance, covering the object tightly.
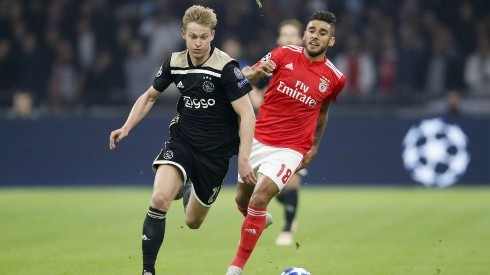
[278,19,303,34]
[182,5,218,30]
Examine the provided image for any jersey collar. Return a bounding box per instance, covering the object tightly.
[187,46,215,68]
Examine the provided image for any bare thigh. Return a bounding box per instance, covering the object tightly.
[151,164,184,211]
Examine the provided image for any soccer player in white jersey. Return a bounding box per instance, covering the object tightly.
[226,11,346,275]
[249,19,309,246]
[109,5,257,275]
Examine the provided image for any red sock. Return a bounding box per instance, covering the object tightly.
[230,205,266,269]
[237,204,247,217]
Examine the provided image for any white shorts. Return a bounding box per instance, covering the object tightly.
[238,139,303,190]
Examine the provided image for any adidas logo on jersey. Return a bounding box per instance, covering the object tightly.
[177,81,184,89]
[244,228,257,235]
[285,63,294,70]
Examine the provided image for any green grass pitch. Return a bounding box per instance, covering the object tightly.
[1,186,489,274]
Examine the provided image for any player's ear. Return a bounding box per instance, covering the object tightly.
[328,36,336,47]
[182,29,186,39]
[210,29,215,41]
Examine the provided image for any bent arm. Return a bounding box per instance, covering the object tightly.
[120,86,161,132]
[109,86,161,149]
[242,60,276,85]
[231,94,257,184]
[298,100,331,170]
[312,100,331,148]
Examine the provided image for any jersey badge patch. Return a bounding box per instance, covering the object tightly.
[203,81,215,92]
[237,78,249,89]
[319,77,330,93]
[260,52,271,62]
[177,81,184,89]
[234,67,244,79]
[285,63,294,70]
[163,150,173,160]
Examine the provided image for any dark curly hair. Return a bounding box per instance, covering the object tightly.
[308,11,337,33]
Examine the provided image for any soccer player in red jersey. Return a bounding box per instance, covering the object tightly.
[226,11,346,275]
[249,19,309,247]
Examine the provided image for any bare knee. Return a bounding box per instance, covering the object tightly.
[249,182,279,209]
[249,191,271,208]
[185,216,204,229]
[150,190,173,211]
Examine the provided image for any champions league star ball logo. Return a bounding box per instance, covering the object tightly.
[402,118,470,188]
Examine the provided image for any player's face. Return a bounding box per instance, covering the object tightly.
[303,20,335,60]
[277,24,303,46]
[182,22,215,64]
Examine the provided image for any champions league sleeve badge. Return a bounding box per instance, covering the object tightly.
[260,52,272,62]
[234,67,244,79]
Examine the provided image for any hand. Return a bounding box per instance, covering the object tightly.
[238,157,256,185]
[296,145,318,172]
[254,60,276,78]
[109,128,129,149]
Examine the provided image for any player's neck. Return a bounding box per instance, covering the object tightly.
[303,49,326,62]
[189,48,212,67]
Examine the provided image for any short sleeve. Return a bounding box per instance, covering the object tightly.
[152,58,173,92]
[331,74,346,101]
[221,61,253,102]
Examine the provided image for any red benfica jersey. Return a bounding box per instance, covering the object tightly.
[255,45,346,155]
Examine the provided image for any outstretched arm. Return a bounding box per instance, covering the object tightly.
[297,101,331,171]
[242,60,276,85]
[231,94,257,185]
[109,86,161,149]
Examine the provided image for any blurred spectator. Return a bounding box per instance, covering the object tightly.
[453,1,478,57]
[424,26,457,98]
[444,89,463,121]
[0,0,489,116]
[139,7,182,71]
[301,0,328,20]
[7,90,39,120]
[0,39,15,106]
[123,39,153,103]
[335,33,376,102]
[76,17,96,72]
[91,0,118,51]
[84,50,124,105]
[47,40,83,114]
[376,33,398,101]
[15,33,51,105]
[395,26,426,102]
[221,35,251,68]
[464,33,490,97]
